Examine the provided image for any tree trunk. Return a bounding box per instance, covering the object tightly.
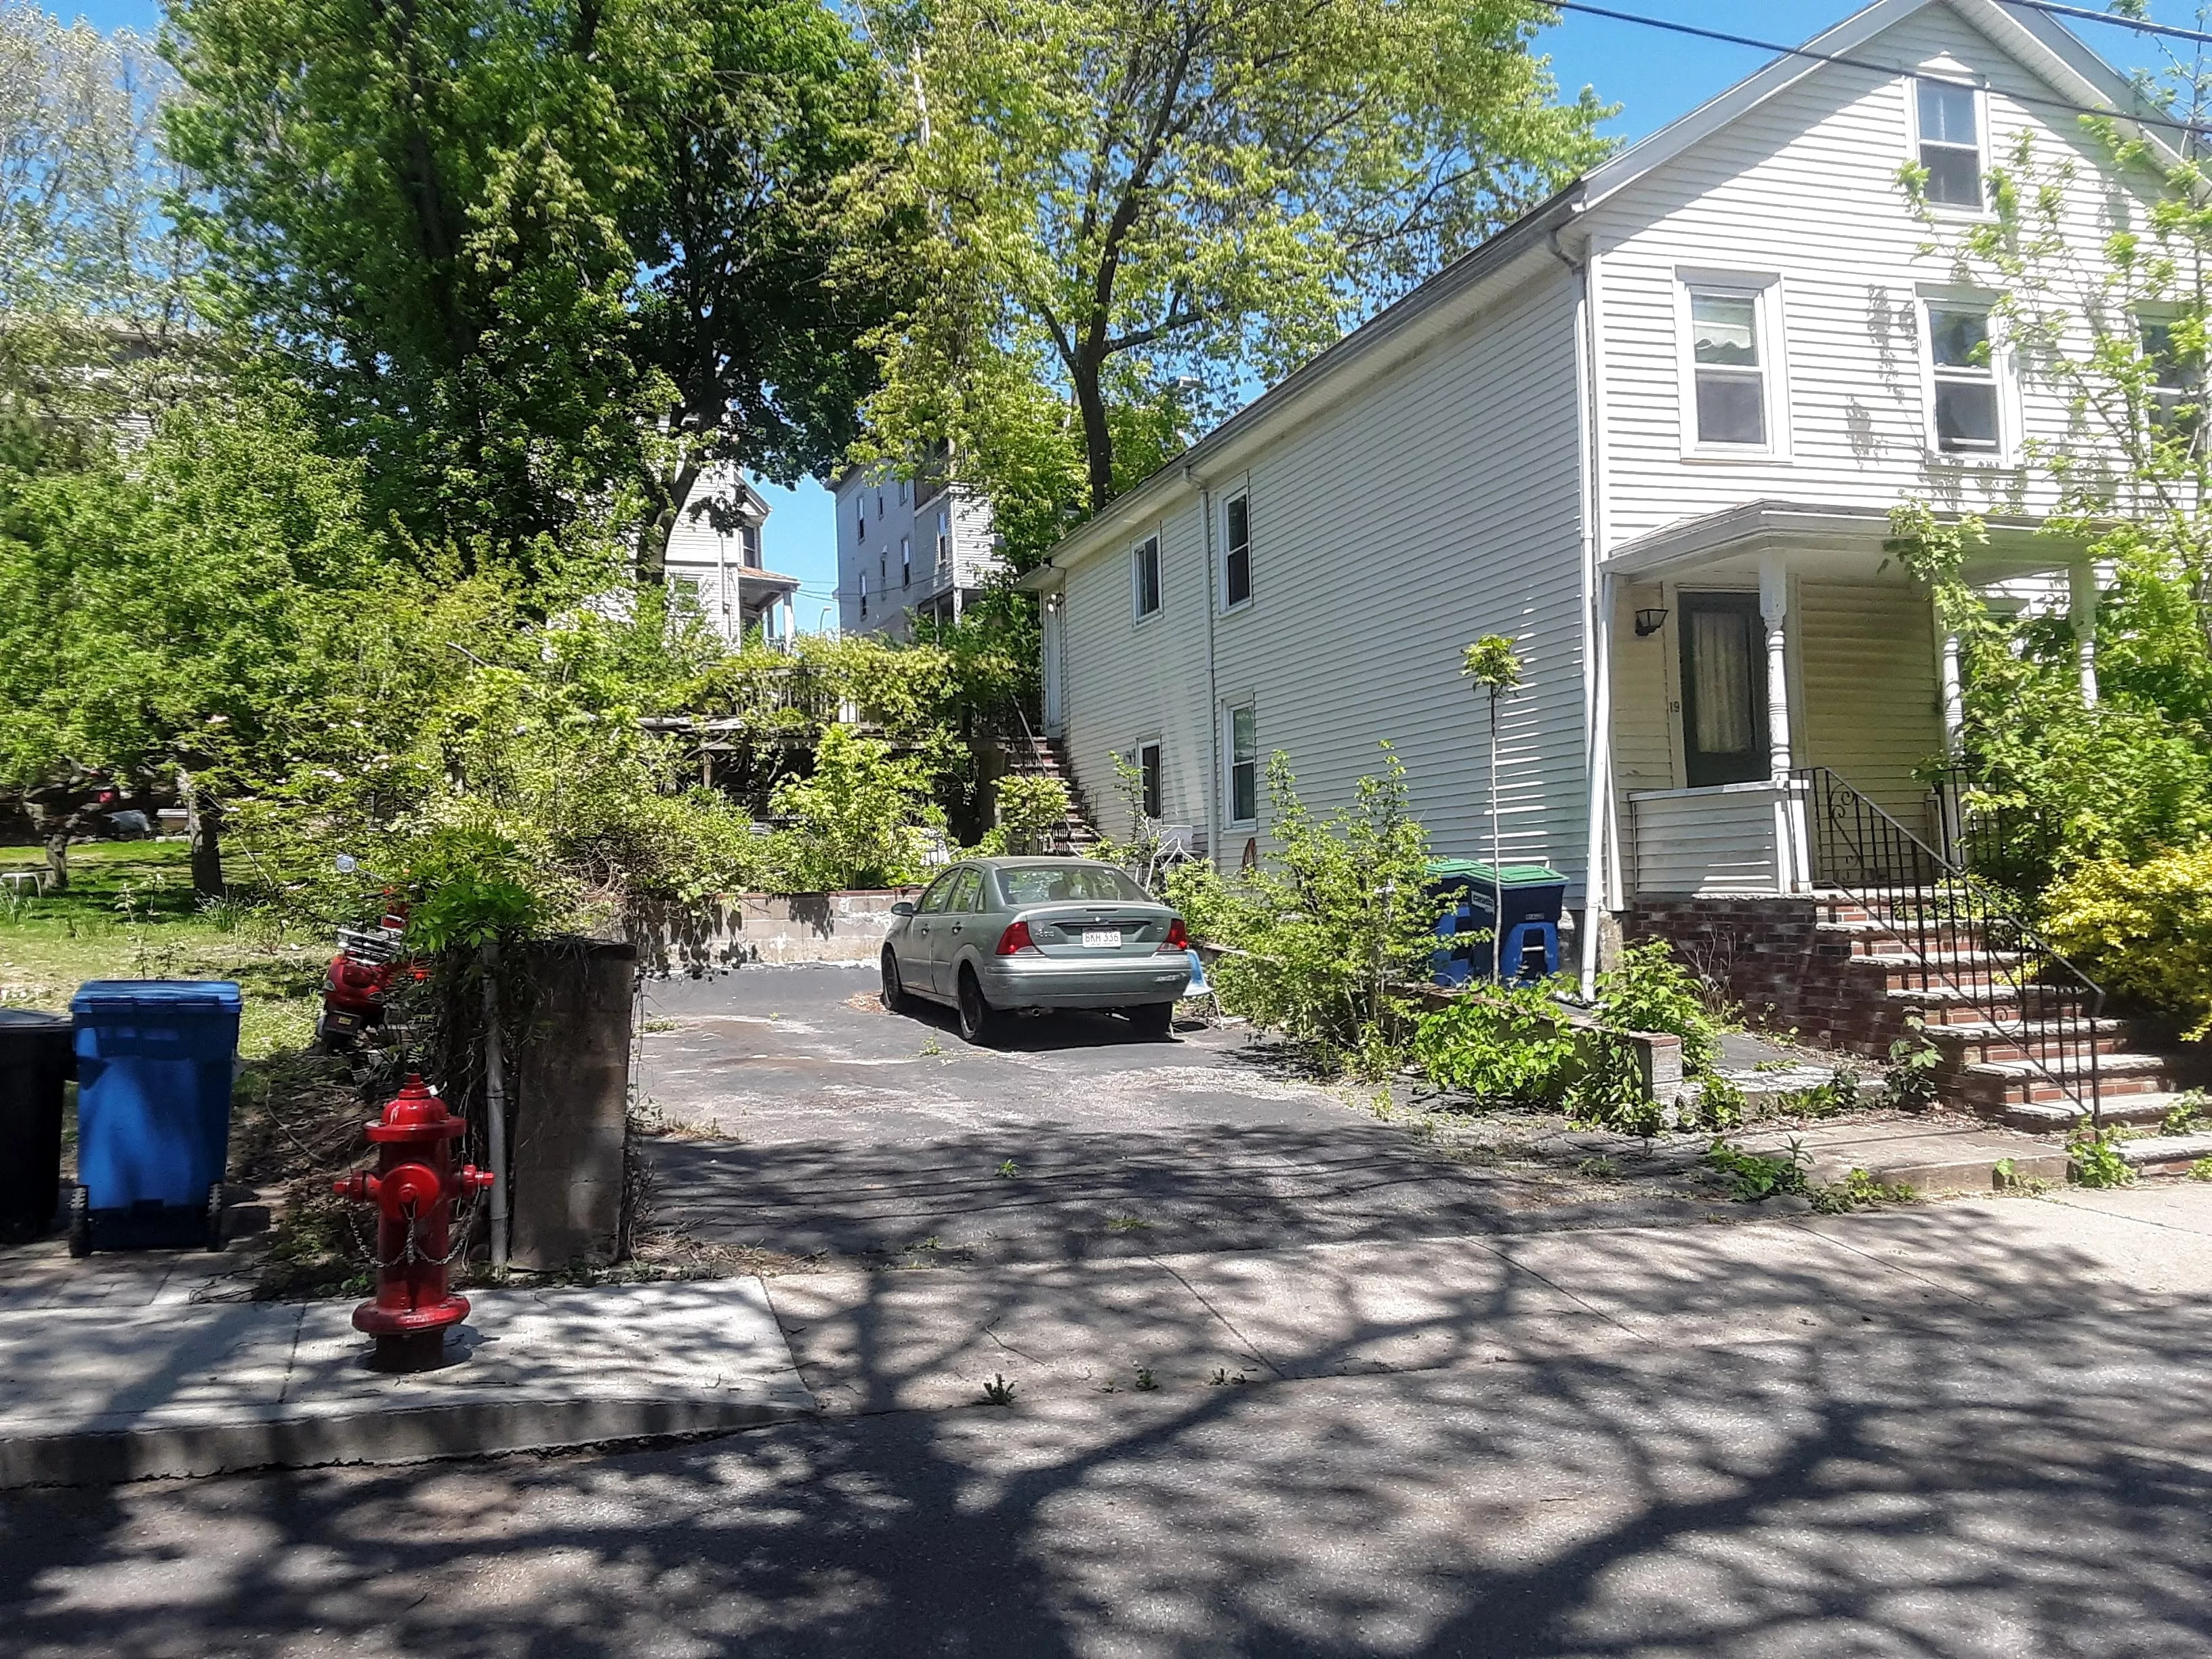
[180,771,225,899]
[1073,357,1115,512]
[43,832,68,894]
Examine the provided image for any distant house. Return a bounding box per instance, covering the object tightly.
[663,466,799,646]
[833,449,1003,639]
[1023,0,2164,986]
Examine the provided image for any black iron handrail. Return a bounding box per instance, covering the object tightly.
[1795,766,2105,1125]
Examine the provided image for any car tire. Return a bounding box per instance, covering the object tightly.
[1126,1002,1174,1040]
[880,947,911,1015]
[956,966,1001,1046]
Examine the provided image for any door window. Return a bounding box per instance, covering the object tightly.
[1679,594,1768,787]
[947,867,984,912]
[918,871,960,914]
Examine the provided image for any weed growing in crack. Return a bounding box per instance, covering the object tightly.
[1106,1215,1151,1233]
[1132,1367,1159,1392]
[996,1158,1019,1179]
[981,1374,1017,1407]
[2068,1124,2136,1189]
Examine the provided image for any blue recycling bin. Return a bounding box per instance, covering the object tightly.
[70,980,241,1254]
[1428,861,1568,985]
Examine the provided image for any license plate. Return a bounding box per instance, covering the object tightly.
[1081,930,1122,949]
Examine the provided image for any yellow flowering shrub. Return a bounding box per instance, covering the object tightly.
[2045,846,2212,1038]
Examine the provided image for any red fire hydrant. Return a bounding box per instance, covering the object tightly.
[333,1074,495,1371]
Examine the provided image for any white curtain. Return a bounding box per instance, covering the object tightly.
[1692,609,1755,755]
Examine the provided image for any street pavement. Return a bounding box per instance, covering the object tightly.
[4,1189,2211,1655]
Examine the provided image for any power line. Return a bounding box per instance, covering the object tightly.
[1999,0,2212,49]
[1549,0,2212,136]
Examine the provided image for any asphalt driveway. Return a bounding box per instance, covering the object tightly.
[634,964,1724,1269]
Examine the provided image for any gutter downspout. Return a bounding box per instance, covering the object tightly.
[1189,461,1221,869]
[1555,219,1612,1000]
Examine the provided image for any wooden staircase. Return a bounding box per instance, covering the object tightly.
[996,734,1101,853]
[1813,893,2206,1129]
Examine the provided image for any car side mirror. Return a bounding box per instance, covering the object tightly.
[890,901,916,918]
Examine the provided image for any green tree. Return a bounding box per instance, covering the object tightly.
[165,0,911,574]
[859,0,1605,523]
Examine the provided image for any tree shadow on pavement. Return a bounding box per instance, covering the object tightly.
[4,1202,2210,1656]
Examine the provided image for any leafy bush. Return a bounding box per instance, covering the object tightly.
[2045,845,2212,1036]
[1167,747,1442,1077]
[2067,1123,2137,1189]
[402,827,558,952]
[1589,940,1720,1072]
[1413,986,1577,1107]
[976,773,1069,856]
[768,725,945,890]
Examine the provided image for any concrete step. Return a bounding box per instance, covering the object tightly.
[1925,1019,2144,1067]
[2118,1132,2212,1172]
[1817,919,1988,956]
[1732,1120,2070,1194]
[1991,1090,2197,1132]
[1957,1050,2192,1109]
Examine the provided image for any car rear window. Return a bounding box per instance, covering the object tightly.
[994,865,1149,906]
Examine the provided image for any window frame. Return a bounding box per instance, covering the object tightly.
[1920,293,2009,461]
[1911,76,1990,218]
[1225,702,1258,828]
[1132,533,1163,621]
[1221,491,1253,610]
[1675,271,1790,462]
[1136,739,1163,821]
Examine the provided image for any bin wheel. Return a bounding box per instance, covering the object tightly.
[66,1186,91,1258]
[205,1183,226,1252]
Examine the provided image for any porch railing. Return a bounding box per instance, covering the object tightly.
[1797,766,2104,1124]
[1929,764,2064,899]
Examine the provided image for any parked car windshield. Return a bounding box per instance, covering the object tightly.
[994,865,1151,907]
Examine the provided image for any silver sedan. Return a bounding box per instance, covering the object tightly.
[880,857,1193,1043]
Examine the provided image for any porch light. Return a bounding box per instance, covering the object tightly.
[1634,607,1670,638]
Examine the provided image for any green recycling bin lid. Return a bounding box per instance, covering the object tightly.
[1427,859,1565,888]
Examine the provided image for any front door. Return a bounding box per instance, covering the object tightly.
[1679,593,1769,787]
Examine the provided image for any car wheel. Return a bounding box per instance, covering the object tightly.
[956,966,1000,1046]
[880,947,911,1015]
[1126,1002,1174,1040]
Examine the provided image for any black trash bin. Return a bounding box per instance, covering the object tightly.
[0,1008,73,1243]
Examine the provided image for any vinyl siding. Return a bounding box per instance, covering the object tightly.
[1796,579,1944,829]
[1591,5,2151,544]
[1060,268,1593,894]
[1610,581,1677,795]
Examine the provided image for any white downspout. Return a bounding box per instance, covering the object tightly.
[1572,230,1611,998]
[1190,463,1221,871]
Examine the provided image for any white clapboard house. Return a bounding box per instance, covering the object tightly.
[1021,0,2194,1118]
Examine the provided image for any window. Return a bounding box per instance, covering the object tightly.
[1228,704,1257,824]
[740,524,762,569]
[901,535,912,588]
[859,571,868,618]
[947,866,983,912]
[996,864,1148,906]
[1927,303,1999,453]
[856,499,865,541]
[918,869,959,913]
[899,478,909,505]
[1687,289,1767,447]
[937,510,951,571]
[876,490,884,518]
[1138,741,1162,820]
[1917,80,1984,211]
[1133,535,1162,618]
[1223,494,1252,607]
[2143,319,2203,438]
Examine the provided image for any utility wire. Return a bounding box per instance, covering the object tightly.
[1548,0,2212,136]
[1997,0,2212,50]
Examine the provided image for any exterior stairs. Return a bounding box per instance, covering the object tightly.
[1813,893,2207,1130]
[996,734,1101,853]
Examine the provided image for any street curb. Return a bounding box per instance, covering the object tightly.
[0,1387,819,1490]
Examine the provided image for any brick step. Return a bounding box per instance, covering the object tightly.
[1924,1019,2146,1067]
[1994,1091,2203,1133]
[1955,1050,2194,1109]
[1844,953,2033,996]
[1816,919,1989,956]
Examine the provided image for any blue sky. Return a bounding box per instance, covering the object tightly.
[62,0,2201,626]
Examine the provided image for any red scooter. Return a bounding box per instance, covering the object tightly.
[316,895,420,1052]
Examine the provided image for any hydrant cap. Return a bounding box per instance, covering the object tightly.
[365,1072,466,1141]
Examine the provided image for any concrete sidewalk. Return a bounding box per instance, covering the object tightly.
[0,1279,817,1488]
[6,1185,2208,1489]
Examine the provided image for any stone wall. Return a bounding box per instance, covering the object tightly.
[1626,896,1906,1057]
[628,888,927,975]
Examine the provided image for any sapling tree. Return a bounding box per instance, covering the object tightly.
[1461,634,1523,979]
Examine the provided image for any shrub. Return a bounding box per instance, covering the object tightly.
[977,773,1069,856]
[1589,940,1720,1073]
[1413,985,1578,1107]
[768,725,945,890]
[2045,844,2212,1036]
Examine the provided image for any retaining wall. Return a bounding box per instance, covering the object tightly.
[628,888,926,975]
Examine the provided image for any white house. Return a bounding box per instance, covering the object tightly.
[663,466,800,646]
[834,452,1004,639]
[1023,0,2170,997]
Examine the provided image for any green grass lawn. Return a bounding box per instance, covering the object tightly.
[0,840,325,1054]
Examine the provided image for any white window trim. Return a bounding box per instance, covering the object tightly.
[1908,73,1993,222]
[1224,699,1259,828]
[1674,270,1791,463]
[1131,533,1163,623]
[1917,288,2015,465]
[1134,737,1164,822]
[1219,480,1254,613]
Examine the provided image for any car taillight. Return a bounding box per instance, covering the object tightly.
[1158,918,1189,954]
[995,920,1036,956]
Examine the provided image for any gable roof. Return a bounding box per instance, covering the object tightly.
[1026,0,2165,586]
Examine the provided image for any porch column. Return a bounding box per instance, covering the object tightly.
[1940,630,1965,757]
[1760,556,1804,892]
[2069,562,2100,708]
